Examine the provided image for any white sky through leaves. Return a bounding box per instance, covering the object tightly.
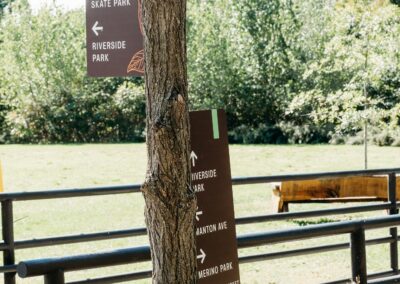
[28,0,85,12]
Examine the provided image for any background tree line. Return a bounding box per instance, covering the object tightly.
[0,0,399,145]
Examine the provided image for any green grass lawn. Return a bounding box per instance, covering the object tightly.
[0,144,399,283]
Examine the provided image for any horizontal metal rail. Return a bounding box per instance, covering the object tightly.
[68,270,152,284]
[17,214,400,280]
[322,271,398,284]
[1,236,394,275]
[237,215,400,248]
[1,168,399,202]
[67,269,400,284]
[231,168,400,185]
[0,202,393,252]
[238,236,393,264]
[0,228,148,251]
[236,202,396,224]
[18,246,150,278]
[289,197,382,203]
[0,266,17,274]
[0,185,141,202]
[4,168,400,284]
[369,274,400,283]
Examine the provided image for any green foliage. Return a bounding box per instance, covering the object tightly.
[187,0,399,145]
[390,0,400,6]
[0,2,145,143]
[0,0,14,16]
[345,126,400,147]
[228,124,286,144]
[188,0,302,130]
[0,0,399,145]
[187,0,252,128]
[284,0,400,145]
[0,94,9,143]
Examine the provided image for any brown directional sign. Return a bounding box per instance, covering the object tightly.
[86,0,144,77]
[190,110,241,284]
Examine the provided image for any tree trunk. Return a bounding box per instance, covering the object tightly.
[141,0,197,283]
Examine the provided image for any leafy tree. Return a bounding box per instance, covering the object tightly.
[391,0,400,6]
[0,0,14,16]
[188,0,251,128]
[0,0,399,145]
[188,0,303,141]
[0,2,145,143]
[286,0,400,144]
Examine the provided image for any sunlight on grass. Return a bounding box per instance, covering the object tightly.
[0,144,399,283]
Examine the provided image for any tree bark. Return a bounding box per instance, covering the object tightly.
[141,0,197,283]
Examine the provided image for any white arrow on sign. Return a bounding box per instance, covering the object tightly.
[197,248,206,264]
[92,21,103,36]
[196,208,203,221]
[190,151,198,167]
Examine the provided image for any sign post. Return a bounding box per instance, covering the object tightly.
[86,0,144,77]
[86,4,239,281]
[190,110,241,283]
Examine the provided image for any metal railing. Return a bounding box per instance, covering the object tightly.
[16,215,400,284]
[0,168,399,283]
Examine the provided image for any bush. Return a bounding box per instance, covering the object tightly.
[6,83,146,143]
[0,95,9,143]
[228,122,333,145]
[344,128,400,147]
[346,133,365,146]
[0,4,146,143]
[392,138,400,147]
[112,83,146,142]
[229,124,286,144]
[329,134,346,145]
[279,122,330,144]
[372,130,395,147]
[1,1,399,145]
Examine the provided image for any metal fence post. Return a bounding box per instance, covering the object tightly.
[1,200,15,284]
[388,173,399,273]
[44,270,65,284]
[351,228,367,284]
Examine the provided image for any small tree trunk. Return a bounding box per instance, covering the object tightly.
[141,0,197,283]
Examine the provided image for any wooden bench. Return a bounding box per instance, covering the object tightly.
[272,176,400,213]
